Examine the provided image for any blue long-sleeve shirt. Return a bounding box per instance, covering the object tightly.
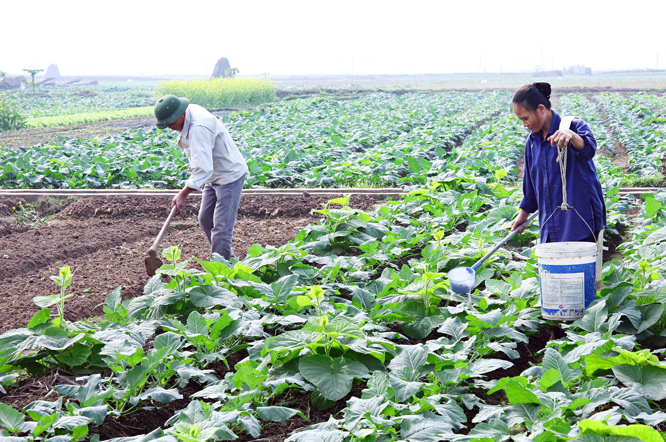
[520,111,606,243]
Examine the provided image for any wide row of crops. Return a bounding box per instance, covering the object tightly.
[1,90,666,441]
[1,90,665,189]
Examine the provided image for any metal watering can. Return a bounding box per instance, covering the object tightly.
[448,212,538,294]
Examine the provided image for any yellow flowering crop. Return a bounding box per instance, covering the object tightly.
[155,78,276,109]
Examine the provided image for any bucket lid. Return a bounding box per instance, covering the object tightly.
[535,241,598,259]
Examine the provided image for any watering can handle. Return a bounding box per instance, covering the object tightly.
[471,212,538,271]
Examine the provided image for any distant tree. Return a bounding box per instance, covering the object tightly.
[22,68,44,94]
[262,72,270,81]
[225,67,239,78]
[0,70,5,79]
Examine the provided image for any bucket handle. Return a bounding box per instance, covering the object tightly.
[539,207,601,257]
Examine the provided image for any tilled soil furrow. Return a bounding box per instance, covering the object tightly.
[0,219,168,281]
[0,193,386,334]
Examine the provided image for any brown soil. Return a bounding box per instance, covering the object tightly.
[0,191,387,440]
[0,193,385,334]
[0,116,157,148]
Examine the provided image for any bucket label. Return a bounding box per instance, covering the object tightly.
[540,271,585,312]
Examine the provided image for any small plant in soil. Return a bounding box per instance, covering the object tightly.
[12,202,48,228]
[32,266,73,327]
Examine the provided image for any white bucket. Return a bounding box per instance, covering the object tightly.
[535,242,598,321]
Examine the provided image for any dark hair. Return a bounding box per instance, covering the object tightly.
[512,82,552,111]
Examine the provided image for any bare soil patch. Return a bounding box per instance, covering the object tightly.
[0,192,389,440]
[0,193,385,334]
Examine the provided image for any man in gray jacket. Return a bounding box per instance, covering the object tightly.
[155,95,248,260]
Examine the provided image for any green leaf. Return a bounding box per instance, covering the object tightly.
[0,403,25,432]
[77,405,108,425]
[33,412,59,437]
[578,419,662,442]
[104,286,123,312]
[637,303,664,334]
[399,303,445,340]
[642,193,662,218]
[542,347,582,384]
[32,294,64,308]
[135,386,183,404]
[53,415,92,430]
[468,359,514,376]
[232,363,267,390]
[490,376,539,404]
[271,274,299,302]
[400,417,453,441]
[124,365,149,390]
[55,344,92,367]
[153,332,183,356]
[573,300,608,332]
[612,364,666,401]
[240,414,261,438]
[438,317,469,342]
[321,318,365,340]
[388,344,428,376]
[185,311,208,336]
[361,371,390,399]
[256,406,301,422]
[343,396,390,431]
[35,331,85,351]
[644,226,666,246]
[188,285,241,309]
[299,355,368,401]
[388,373,423,402]
[310,389,336,411]
[247,243,264,257]
[27,309,52,328]
[352,286,376,311]
[264,330,321,355]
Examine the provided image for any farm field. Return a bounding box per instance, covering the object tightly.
[1,81,666,441]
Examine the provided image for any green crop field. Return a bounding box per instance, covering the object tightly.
[1,90,664,189]
[1,81,666,441]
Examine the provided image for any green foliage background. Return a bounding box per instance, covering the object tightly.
[0,93,26,131]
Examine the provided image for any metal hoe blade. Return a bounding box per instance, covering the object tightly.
[144,249,163,277]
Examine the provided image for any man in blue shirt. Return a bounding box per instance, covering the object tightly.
[510,83,606,247]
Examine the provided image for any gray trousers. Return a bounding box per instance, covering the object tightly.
[198,174,245,260]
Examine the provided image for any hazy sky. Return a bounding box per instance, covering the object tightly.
[3,0,665,77]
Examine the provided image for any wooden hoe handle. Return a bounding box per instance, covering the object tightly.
[149,205,178,254]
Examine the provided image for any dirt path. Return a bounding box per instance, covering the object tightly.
[0,116,156,148]
[586,93,631,171]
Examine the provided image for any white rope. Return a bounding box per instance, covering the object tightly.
[556,142,569,210]
[539,116,596,240]
[556,116,574,211]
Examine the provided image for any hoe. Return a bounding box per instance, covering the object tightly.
[144,206,178,277]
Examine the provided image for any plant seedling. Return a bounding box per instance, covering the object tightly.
[32,266,74,327]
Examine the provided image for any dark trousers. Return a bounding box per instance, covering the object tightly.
[198,174,245,260]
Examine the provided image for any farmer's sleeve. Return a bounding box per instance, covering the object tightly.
[572,119,597,162]
[519,142,538,214]
[185,125,215,190]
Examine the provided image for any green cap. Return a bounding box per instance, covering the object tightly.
[154,95,189,129]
